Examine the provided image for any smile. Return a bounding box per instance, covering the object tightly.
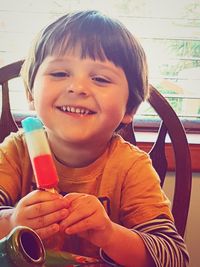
[57,105,95,115]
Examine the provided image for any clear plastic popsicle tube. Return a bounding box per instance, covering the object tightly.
[22,117,58,193]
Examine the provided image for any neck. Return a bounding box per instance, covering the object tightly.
[48,135,109,168]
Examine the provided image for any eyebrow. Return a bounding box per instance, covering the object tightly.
[47,57,123,77]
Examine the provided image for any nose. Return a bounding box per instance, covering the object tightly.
[67,79,89,97]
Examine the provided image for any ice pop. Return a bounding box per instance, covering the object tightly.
[22,117,58,193]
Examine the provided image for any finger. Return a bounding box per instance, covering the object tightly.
[67,194,98,213]
[36,223,60,240]
[30,208,69,230]
[60,195,100,228]
[64,193,88,206]
[25,198,69,219]
[65,217,95,235]
[59,204,96,231]
[20,190,63,207]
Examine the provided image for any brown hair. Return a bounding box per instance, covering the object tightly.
[21,10,149,114]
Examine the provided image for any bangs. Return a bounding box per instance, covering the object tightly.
[48,32,108,62]
[38,11,131,70]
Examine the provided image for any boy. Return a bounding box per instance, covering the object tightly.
[0,10,189,266]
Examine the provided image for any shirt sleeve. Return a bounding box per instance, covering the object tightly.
[0,132,29,205]
[99,217,189,267]
[0,188,13,206]
[133,217,189,267]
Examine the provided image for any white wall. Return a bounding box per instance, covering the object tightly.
[164,172,200,267]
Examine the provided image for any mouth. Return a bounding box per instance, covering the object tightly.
[56,105,96,115]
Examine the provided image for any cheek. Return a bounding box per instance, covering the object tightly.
[102,88,129,115]
[99,95,129,129]
[32,80,54,108]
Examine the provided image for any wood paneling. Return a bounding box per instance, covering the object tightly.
[137,142,200,172]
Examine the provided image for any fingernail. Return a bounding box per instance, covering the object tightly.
[61,209,68,217]
[65,228,71,234]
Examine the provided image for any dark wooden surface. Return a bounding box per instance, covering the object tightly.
[0,61,24,142]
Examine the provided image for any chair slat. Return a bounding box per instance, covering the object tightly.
[0,82,18,142]
[149,122,168,187]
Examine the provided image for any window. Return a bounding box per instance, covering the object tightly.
[0,0,200,133]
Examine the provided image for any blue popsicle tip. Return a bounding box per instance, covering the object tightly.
[21,117,43,133]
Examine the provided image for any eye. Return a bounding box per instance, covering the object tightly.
[50,72,69,78]
[92,76,111,84]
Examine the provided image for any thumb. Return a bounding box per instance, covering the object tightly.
[63,192,88,206]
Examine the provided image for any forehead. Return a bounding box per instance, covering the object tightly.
[44,35,108,63]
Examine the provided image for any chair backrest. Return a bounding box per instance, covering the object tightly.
[0,61,192,237]
[0,60,24,142]
[118,85,192,236]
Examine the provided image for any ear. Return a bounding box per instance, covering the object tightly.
[26,89,35,110]
[121,113,133,124]
[121,108,137,124]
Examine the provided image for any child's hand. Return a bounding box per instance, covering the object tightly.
[59,193,113,248]
[9,190,69,239]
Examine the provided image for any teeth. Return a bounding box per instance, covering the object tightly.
[71,107,75,113]
[60,105,91,115]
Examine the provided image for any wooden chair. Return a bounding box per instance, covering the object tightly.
[0,60,192,237]
[0,60,24,141]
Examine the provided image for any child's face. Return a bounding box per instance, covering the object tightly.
[31,47,132,146]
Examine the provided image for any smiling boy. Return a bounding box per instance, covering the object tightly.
[0,10,189,266]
